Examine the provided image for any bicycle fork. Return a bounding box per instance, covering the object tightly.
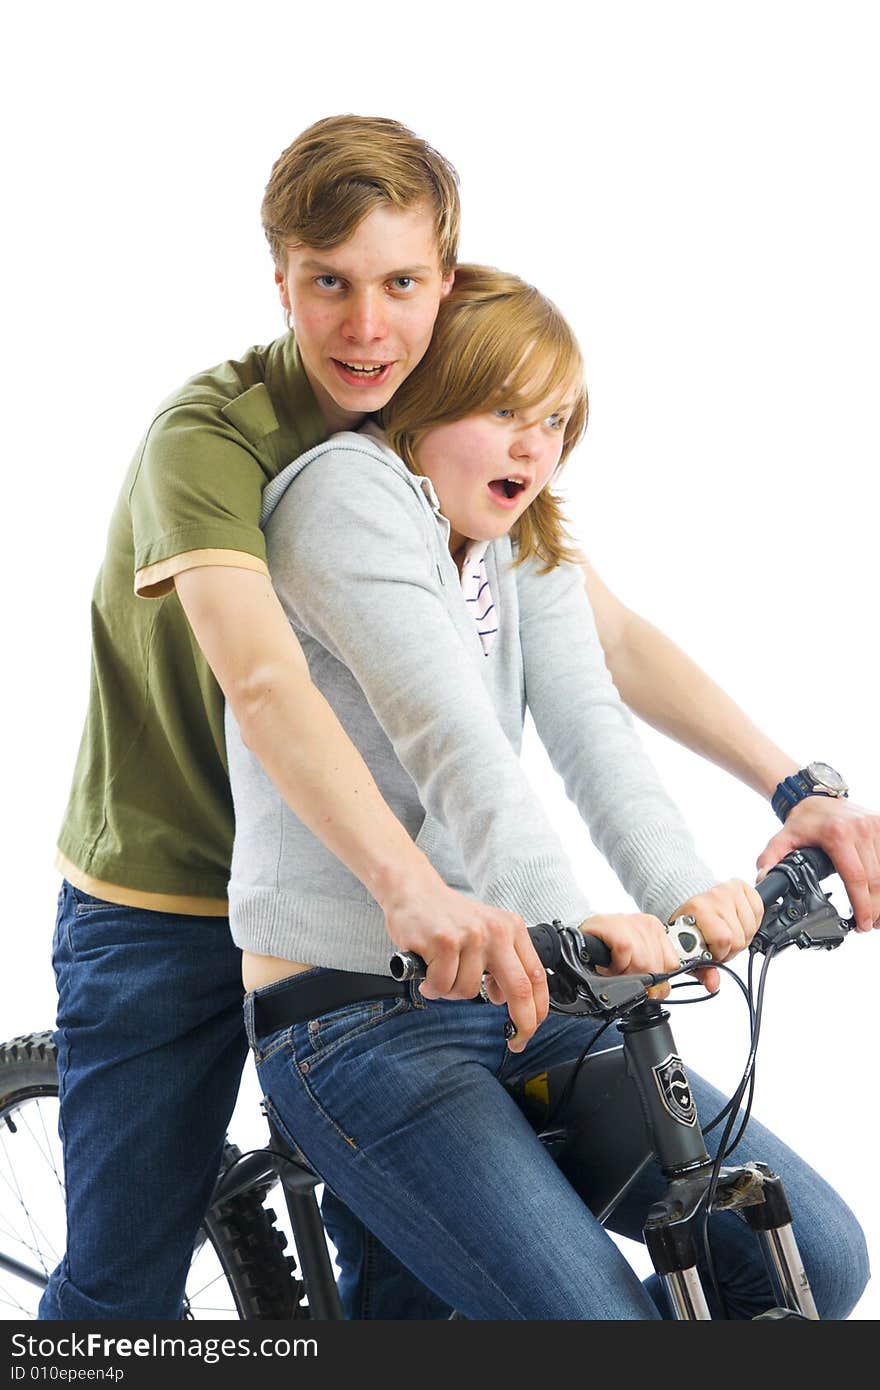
[617,1002,819,1320]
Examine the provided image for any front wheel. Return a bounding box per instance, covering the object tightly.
[0,1032,306,1320]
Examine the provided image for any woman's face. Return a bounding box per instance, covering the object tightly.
[412,398,572,562]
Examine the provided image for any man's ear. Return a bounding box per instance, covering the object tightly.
[440,268,456,298]
[274,264,292,313]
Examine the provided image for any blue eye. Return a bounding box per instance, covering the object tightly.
[544,412,566,430]
[391,276,416,291]
[495,408,515,419]
[316,275,341,290]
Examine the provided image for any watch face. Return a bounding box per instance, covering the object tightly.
[807,762,848,794]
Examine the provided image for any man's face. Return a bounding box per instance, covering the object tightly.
[277,202,454,433]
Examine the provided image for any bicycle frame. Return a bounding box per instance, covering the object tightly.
[512,1000,818,1319]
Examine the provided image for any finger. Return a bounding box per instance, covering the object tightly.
[418,942,460,1000]
[480,972,505,1006]
[447,937,487,1000]
[627,917,673,976]
[631,916,676,976]
[603,926,634,977]
[696,907,734,962]
[693,964,720,993]
[724,894,749,955]
[856,829,880,927]
[487,947,539,1051]
[738,883,764,945]
[660,926,681,975]
[756,831,795,874]
[826,838,872,932]
[516,935,550,1025]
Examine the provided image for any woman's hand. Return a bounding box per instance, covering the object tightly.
[383,862,549,1053]
[578,912,681,1000]
[668,878,765,992]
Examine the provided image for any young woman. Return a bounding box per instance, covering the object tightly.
[225,266,868,1319]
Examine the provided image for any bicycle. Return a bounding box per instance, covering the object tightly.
[0,846,861,1320]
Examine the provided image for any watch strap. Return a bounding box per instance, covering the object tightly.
[772,766,848,824]
[771,773,826,823]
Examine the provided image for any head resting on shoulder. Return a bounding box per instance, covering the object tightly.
[380,264,589,571]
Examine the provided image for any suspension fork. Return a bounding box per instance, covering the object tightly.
[617,1002,818,1319]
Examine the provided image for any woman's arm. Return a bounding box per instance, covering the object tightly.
[582,558,880,929]
[517,556,717,924]
[264,446,592,930]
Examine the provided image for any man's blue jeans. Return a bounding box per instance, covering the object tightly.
[249,969,870,1320]
[41,882,430,1319]
[39,883,250,1318]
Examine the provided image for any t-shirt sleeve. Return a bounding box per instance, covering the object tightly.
[129,400,271,597]
[264,445,592,927]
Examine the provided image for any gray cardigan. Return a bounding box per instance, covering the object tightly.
[226,427,716,974]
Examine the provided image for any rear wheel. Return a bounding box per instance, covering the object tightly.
[0,1032,306,1320]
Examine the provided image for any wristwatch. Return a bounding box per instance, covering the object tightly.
[771,762,849,824]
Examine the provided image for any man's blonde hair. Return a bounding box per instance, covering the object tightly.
[380,265,589,571]
[261,115,460,273]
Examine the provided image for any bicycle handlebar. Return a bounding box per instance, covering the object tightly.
[755,845,834,908]
[389,846,846,986]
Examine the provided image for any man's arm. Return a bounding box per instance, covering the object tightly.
[174,563,547,1048]
[582,557,880,929]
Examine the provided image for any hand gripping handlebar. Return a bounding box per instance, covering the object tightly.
[388,847,853,1015]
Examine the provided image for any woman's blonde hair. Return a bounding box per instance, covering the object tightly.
[261,115,460,274]
[380,265,588,571]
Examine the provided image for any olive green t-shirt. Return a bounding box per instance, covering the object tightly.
[57,331,326,913]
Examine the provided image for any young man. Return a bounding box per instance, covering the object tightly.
[45,114,879,1320]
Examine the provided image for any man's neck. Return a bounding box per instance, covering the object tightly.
[308,371,365,437]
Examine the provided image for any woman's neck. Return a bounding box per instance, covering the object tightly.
[449,534,467,576]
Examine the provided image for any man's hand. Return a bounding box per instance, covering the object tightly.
[381,865,549,1054]
[757,798,880,933]
[668,879,765,993]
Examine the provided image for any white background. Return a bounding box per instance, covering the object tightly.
[3,1,878,1317]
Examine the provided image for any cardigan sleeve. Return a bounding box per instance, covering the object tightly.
[515,555,717,922]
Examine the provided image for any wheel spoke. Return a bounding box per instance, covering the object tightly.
[0,1056,294,1321]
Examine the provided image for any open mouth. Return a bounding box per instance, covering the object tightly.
[488,477,527,502]
[332,359,394,385]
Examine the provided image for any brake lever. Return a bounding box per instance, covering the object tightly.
[752,851,854,954]
[546,926,654,1018]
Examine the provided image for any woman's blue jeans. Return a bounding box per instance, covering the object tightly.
[248,969,870,1320]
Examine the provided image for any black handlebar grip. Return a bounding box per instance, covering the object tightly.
[530,923,612,969]
[390,923,615,984]
[527,922,564,968]
[756,846,836,908]
[567,929,612,970]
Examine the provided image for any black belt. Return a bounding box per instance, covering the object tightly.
[253,968,409,1037]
